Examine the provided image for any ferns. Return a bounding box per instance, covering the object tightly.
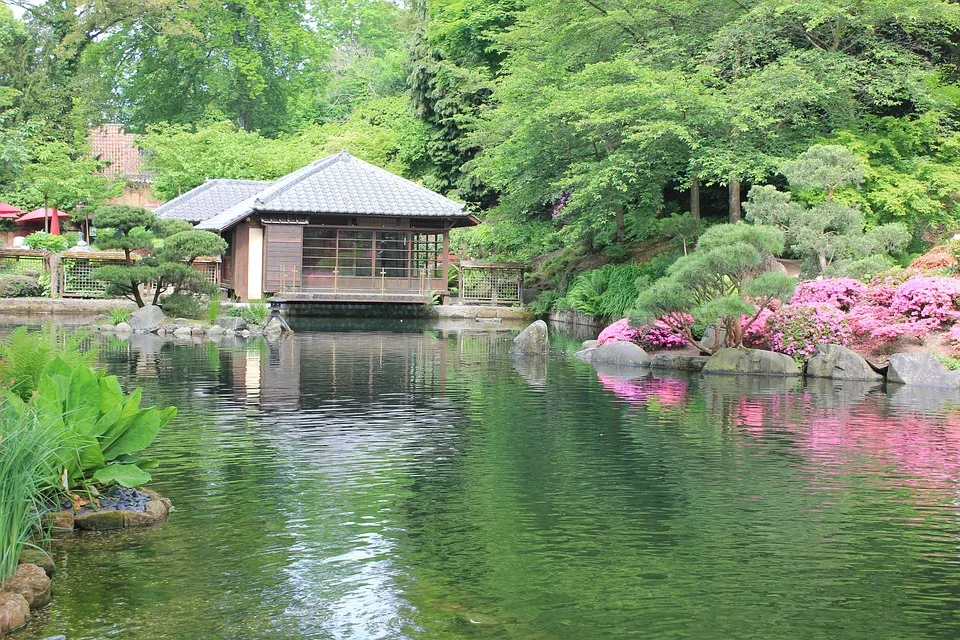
[0,327,95,401]
[565,263,646,318]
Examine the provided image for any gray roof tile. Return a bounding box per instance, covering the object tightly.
[196,152,467,232]
[156,179,271,223]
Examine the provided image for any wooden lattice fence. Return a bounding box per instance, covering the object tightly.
[458,261,524,306]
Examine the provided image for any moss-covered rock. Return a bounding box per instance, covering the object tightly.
[0,592,30,635]
[703,348,801,377]
[18,549,55,577]
[73,488,171,531]
[3,563,51,609]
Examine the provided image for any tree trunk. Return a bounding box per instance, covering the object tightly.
[728,179,742,223]
[690,176,701,219]
[614,204,625,244]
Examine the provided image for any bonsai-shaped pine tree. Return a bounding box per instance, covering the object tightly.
[147,229,227,305]
[744,145,909,275]
[91,206,158,306]
[91,207,228,308]
[631,223,796,354]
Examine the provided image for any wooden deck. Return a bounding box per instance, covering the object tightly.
[269,291,432,305]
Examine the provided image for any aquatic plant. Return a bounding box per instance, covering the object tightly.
[108,307,132,325]
[0,405,60,582]
[5,359,178,488]
[228,302,268,326]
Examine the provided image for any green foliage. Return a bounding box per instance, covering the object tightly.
[23,231,69,252]
[745,145,912,275]
[108,308,132,325]
[207,297,222,325]
[564,263,646,319]
[632,224,796,352]
[160,292,204,320]
[0,406,60,582]
[4,358,177,489]
[0,326,94,401]
[0,273,43,297]
[227,303,268,326]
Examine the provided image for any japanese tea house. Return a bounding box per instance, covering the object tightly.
[158,151,478,303]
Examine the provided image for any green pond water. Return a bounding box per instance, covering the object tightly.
[13,320,960,639]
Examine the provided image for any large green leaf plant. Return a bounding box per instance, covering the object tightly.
[4,358,177,489]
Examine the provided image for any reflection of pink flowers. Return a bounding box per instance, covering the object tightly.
[597,375,689,406]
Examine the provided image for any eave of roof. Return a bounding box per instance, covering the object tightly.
[196,152,472,232]
[156,179,271,223]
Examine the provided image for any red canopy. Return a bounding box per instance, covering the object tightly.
[0,202,23,219]
[16,208,70,223]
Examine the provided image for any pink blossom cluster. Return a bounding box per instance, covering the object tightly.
[597,318,688,350]
[889,276,960,325]
[791,278,864,311]
[764,303,852,359]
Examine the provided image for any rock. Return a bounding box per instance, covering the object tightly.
[73,489,171,531]
[215,315,246,331]
[3,563,51,609]
[592,341,651,367]
[264,316,284,334]
[172,326,193,339]
[128,305,167,333]
[114,322,132,334]
[0,592,30,634]
[649,354,710,371]
[223,328,235,337]
[207,325,225,338]
[581,339,599,350]
[509,320,549,356]
[190,324,205,336]
[247,327,264,338]
[574,348,596,362]
[42,636,67,640]
[702,348,801,377]
[239,330,252,338]
[43,510,74,531]
[806,344,883,381]
[887,352,960,388]
[18,549,54,577]
[698,325,725,352]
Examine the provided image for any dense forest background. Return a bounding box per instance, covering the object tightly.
[1,0,960,310]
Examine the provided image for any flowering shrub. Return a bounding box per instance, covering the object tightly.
[790,278,864,311]
[597,318,688,350]
[764,304,852,360]
[597,319,641,345]
[889,276,960,325]
[909,245,957,272]
[847,304,939,353]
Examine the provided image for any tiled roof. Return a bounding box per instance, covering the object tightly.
[197,152,468,232]
[156,179,272,223]
[89,124,151,182]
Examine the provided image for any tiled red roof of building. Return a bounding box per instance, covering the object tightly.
[89,124,151,182]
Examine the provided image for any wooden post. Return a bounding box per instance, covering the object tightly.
[441,231,449,305]
[458,263,463,305]
[333,268,339,293]
[380,268,386,294]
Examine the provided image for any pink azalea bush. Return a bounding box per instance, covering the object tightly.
[889,276,960,325]
[597,318,688,350]
[790,278,864,311]
[846,304,939,352]
[752,304,852,360]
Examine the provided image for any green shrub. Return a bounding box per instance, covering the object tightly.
[207,296,222,324]
[108,308,132,325]
[227,302,268,326]
[160,292,204,319]
[529,291,560,316]
[0,274,44,297]
[23,232,69,253]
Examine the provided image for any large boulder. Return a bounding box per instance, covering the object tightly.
[128,305,167,333]
[574,348,596,362]
[509,320,549,356]
[0,592,29,635]
[215,315,246,331]
[3,563,51,609]
[887,352,960,388]
[650,354,710,371]
[581,340,599,350]
[18,550,54,577]
[74,489,172,531]
[698,326,726,353]
[703,348,801,377]
[806,344,883,381]
[592,341,651,367]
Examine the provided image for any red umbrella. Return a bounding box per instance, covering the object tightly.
[0,202,23,219]
[17,208,70,223]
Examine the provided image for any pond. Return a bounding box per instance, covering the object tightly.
[14,320,960,639]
